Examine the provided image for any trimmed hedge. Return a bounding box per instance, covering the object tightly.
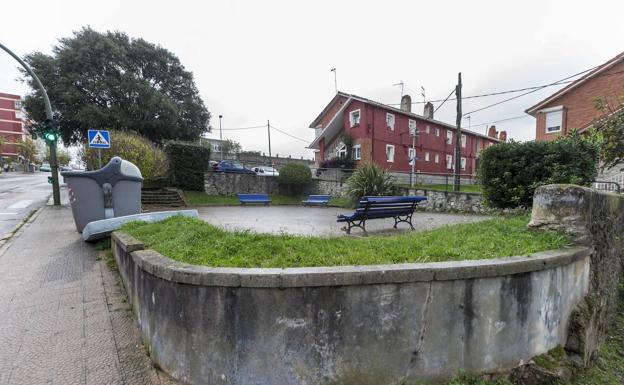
[278,163,312,195]
[477,134,599,208]
[165,142,211,191]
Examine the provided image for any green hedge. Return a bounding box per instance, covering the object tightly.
[165,142,211,191]
[477,134,599,208]
[278,164,312,195]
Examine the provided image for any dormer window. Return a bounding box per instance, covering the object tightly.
[386,113,395,130]
[545,109,563,133]
[349,109,361,127]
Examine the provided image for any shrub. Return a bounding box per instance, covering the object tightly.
[477,133,599,209]
[346,163,396,202]
[320,157,356,169]
[165,142,211,191]
[80,130,168,180]
[279,164,312,195]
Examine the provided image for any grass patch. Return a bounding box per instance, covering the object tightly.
[122,214,569,268]
[183,191,352,208]
[396,183,483,194]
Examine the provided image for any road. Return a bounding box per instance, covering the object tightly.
[0,172,52,239]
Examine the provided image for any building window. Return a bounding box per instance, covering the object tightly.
[337,144,347,158]
[425,125,430,134]
[461,157,466,170]
[545,110,563,133]
[424,152,430,162]
[14,111,22,119]
[435,128,440,137]
[14,100,21,109]
[349,109,361,127]
[386,113,395,130]
[434,153,440,163]
[461,134,466,148]
[409,119,417,136]
[446,130,453,144]
[213,144,220,152]
[386,144,395,162]
[352,144,361,160]
[408,148,416,165]
[446,154,453,170]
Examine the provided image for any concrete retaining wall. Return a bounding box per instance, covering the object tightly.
[112,231,590,385]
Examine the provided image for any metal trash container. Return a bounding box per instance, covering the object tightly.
[61,157,143,232]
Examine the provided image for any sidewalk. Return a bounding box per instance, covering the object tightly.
[0,205,176,385]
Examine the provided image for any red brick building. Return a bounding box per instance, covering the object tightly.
[0,92,26,159]
[525,51,624,141]
[308,92,501,174]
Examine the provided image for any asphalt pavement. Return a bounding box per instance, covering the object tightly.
[0,172,52,239]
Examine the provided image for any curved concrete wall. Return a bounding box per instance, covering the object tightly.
[112,232,589,385]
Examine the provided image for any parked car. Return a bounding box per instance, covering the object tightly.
[60,166,73,172]
[40,163,51,172]
[213,160,256,174]
[252,166,279,177]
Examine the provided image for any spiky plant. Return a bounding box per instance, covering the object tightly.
[346,163,396,202]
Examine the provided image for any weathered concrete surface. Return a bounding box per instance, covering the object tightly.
[113,231,590,385]
[0,206,176,385]
[529,184,624,366]
[195,206,491,236]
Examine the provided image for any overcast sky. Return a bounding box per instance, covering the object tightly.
[1,0,623,159]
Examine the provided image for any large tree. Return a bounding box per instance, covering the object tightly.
[22,27,211,145]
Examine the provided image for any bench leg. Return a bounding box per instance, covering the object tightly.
[342,219,366,235]
[394,214,415,230]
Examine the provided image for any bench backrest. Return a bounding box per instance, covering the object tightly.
[307,195,331,201]
[355,196,426,217]
[237,194,269,200]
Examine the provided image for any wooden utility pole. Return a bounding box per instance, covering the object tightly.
[454,72,462,192]
[267,120,272,166]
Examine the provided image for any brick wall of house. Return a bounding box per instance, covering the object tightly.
[535,60,624,141]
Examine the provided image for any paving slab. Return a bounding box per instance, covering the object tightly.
[0,206,175,385]
[196,205,492,236]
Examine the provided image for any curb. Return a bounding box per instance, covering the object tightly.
[0,206,44,257]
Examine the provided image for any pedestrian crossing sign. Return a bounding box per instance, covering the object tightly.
[88,129,111,149]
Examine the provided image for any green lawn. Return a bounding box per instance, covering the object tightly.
[183,191,351,208]
[122,215,569,268]
[397,183,483,194]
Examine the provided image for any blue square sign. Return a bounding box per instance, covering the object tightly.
[88,129,110,149]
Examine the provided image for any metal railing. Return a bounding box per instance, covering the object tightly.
[592,180,621,193]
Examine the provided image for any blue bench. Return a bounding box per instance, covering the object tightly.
[237,193,271,206]
[302,195,332,207]
[337,196,427,234]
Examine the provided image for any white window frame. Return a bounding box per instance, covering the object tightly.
[434,153,440,163]
[408,148,416,165]
[461,157,466,170]
[425,125,430,134]
[461,134,466,148]
[386,144,395,163]
[424,152,430,162]
[435,127,440,137]
[337,144,347,158]
[446,154,453,170]
[349,109,361,127]
[14,111,22,119]
[543,107,563,133]
[13,100,21,109]
[446,130,453,144]
[408,119,417,136]
[386,113,395,131]
[352,144,361,160]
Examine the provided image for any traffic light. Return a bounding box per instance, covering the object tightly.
[43,131,57,142]
[42,118,59,143]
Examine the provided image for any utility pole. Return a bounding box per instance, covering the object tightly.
[454,72,462,192]
[218,114,223,161]
[331,68,337,94]
[267,120,272,166]
[0,41,60,205]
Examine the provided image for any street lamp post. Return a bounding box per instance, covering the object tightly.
[218,114,223,161]
[0,41,60,205]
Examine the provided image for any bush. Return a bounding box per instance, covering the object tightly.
[278,164,312,195]
[477,134,599,208]
[80,130,168,180]
[165,142,211,191]
[319,157,356,169]
[346,163,396,202]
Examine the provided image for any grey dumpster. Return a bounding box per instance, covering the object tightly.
[61,157,143,232]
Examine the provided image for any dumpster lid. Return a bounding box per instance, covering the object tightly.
[61,156,143,186]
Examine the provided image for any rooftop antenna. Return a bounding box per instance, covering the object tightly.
[330,68,337,94]
[393,80,404,102]
[420,86,426,103]
[465,115,471,130]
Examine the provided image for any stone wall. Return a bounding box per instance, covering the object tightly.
[529,184,624,366]
[112,231,590,385]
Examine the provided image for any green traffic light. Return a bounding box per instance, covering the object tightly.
[44,132,56,141]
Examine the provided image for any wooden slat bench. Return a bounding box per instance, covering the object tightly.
[337,196,427,234]
[237,194,271,206]
[302,195,332,207]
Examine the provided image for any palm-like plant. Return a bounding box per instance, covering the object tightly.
[346,163,396,202]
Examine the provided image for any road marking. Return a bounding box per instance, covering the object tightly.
[8,200,33,209]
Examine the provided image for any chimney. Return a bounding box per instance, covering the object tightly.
[423,102,434,119]
[498,130,507,142]
[487,125,497,138]
[400,94,412,112]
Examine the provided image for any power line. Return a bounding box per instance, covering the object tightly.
[218,124,266,131]
[269,125,310,143]
[433,88,455,113]
[462,114,531,129]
